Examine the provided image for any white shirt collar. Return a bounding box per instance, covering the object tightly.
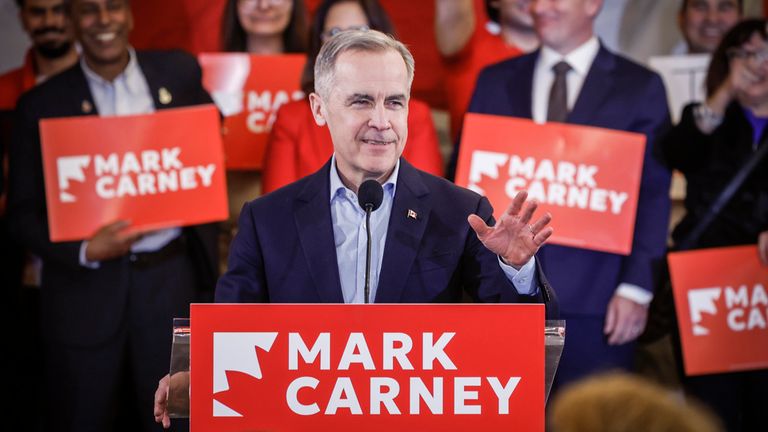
[329,155,399,203]
[81,47,143,90]
[539,36,600,77]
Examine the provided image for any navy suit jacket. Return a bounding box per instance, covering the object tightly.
[464,45,671,315]
[8,50,219,346]
[216,159,558,317]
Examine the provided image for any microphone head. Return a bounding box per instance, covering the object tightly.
[358,179,384,212]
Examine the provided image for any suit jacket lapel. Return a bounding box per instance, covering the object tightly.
[294,160,345,302]
[67,64,99,117]
[506,51,538,118]
[375,159,431,303]
[568,44,616,125]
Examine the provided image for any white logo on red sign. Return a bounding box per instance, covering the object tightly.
[55,147,217,203]
[211,331,522,418]
[467,150,629,214]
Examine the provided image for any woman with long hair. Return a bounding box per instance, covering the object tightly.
[220,0,308,54]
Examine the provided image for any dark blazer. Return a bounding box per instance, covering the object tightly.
[216,158,558,318]
[464,44,672,315]
[7,50,219,346]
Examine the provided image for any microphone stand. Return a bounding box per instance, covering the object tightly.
[364,204,373,304]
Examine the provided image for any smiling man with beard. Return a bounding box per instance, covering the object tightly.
[7,0,220,430]
[0,0,78,110]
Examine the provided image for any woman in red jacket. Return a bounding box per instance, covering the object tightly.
[262,0,444,193]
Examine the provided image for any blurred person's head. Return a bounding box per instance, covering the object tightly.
[308,29,413,190]
[221,0,307,53]
[706,19,768,108]
[549,373,722,432]
[485,0,534,32]
[531,0,602,55]
[17,0,74,59]
[65,0,132,80]
[679,0,742,54]
[301,0,394,93]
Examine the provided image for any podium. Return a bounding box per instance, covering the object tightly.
[168,304,565,431]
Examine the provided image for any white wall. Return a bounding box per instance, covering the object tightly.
[0,0,30,74]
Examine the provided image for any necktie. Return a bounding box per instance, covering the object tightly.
[547,61,572,123]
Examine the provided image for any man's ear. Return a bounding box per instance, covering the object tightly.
[309,92,327,126]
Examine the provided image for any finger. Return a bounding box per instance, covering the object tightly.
[504,191,528,217]
[518,199,538,225]
[533,226,554,246]
[608,317,629,345]
[759,241,768,266]
[163,413,170,429]
[106,219,131,233]
[530,212,552,234]
[604,302,616,336]
[467,214,492,238]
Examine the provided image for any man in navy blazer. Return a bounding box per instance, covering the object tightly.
[155,29,557,429]
[8,1,218,430]
[214,29,557,310]
[460,0,672,391]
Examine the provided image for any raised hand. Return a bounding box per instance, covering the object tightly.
[468,191,553,268]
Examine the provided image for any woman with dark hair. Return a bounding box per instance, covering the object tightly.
[220,0,308,54]
[661,18,768,432]
[262,0,444,194]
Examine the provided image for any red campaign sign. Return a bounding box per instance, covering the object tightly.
[190,304,544,431]
[40,105,228,242]
[199,53,307,170]
[668,246,768,376]
[456,113,646,255]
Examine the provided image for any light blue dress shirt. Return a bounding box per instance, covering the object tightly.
[329,157,537,304]
[79,49,180,267]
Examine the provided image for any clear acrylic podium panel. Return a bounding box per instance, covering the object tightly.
[167,318,566,418]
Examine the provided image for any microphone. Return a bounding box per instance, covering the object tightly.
[357,180,384,304]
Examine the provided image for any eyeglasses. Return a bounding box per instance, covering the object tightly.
[726,47,768,64]
[238,0,289,10]
[321,25,370,41]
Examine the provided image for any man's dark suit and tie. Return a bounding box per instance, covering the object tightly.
[8,1,218,430]
[461,0,672,391]
[155,29,558,428]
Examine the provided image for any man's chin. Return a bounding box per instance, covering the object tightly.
[36,42,73,59]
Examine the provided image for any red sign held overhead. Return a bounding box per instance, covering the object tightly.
[199,53,307,170]
[456,113,646,255]
[40,105,228,242]
[190,304,544,431]
[669,245,768,376]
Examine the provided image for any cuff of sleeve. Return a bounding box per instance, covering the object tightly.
[616,283,653,306]
[79,241,101,269]
[498,256,538,295]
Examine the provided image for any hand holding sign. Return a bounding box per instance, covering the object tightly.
[85,220,143,262]
[759,231,768,266]
[468,191,553,269]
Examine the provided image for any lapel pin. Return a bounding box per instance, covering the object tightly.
[159,87,172,105]
[407,209,418,220]
[81,100,92,114]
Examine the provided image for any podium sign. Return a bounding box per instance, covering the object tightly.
[669,245,768,375]
[190,304,544,431]
[39,105,228,242]
[199,53,306,170]
[456,114,646,255]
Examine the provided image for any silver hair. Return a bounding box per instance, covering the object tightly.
[313,29,415,99]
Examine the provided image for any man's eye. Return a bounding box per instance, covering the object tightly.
[386,100,404,108]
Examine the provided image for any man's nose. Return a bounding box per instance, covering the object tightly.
[97,6,111,26]
[367,104,391,130]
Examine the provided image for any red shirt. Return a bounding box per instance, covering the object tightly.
[443,24,522,139]
[262,98,444,194]
[0,50,37,110]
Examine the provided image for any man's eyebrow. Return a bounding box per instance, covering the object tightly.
[345,93,374,103]
[385,94,407,102]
